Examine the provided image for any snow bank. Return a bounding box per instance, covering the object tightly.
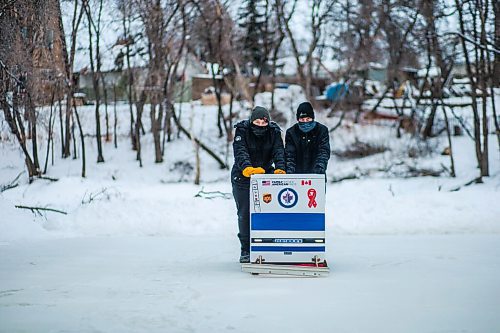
[2,170,498,240]
[1,90,498,240]
[329,176,500,235]
[0,196,50,242]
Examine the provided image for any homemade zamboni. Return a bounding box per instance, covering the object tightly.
[241,174,329,276]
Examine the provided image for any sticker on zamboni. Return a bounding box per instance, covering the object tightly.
[307,188,317,208]
[278,188,298,208]
[263,193,272,203]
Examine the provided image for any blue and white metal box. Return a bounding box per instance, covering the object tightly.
[249,174,326,264]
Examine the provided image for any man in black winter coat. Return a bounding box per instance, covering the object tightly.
[285,102,330,174]
[231,106,286,263]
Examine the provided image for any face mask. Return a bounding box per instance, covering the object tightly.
[298,121,316,133]
[251,124,269,137]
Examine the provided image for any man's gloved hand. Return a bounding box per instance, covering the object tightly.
[242,166,266,177]
[254,167,266,174]
[274,169,286,174]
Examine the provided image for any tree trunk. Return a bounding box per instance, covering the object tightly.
[73,104,86,177]
[152,103,163,163]
[135,91,147,167]
[0,83,36,181]
[27,98,40,174]
[44,93,55,174]
[171,106,228,169]
[58,97,65,157]
[210,64,225,138]
[64,97,72,158]
[494,0,500,86]
[71,112,77,159]
[442,102,456,177]
[423,80,439,138]
[103,75,110,142]
[479,2,489,176]
[455,0,484,178]
[194,142,200,185]
[86,3,105,163]
[113,84,118,149]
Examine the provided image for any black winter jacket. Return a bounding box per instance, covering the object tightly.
[231,120,285,187]
[285,122,330,174]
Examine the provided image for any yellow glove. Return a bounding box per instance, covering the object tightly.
[242,166,266,177]
[254,167,265,174]
[274,169,286,174]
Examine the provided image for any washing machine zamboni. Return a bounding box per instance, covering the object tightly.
[241,174,329,276]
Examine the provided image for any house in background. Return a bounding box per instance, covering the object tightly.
[77,52,205,103]
[0,0,67,105]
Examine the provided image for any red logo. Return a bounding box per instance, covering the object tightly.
[307,189,317,208]
[301,180,312,185]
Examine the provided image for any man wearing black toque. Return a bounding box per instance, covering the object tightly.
[285,101,330,175]
[231,106,286,263]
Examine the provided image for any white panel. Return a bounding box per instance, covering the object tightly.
[249,174,327,264]
[250,174,325,214]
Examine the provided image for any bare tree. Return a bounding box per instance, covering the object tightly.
[454,0,495,178]
[61,0,86,176]
[116,0,138,150]
[493,0,500,87]
[0,62,39,180]
[190,0,234,138]
[277,0,337,103]
[420,0,457,138]
[132,0,186,164]
[161,2,188,150]
[83,0,105,163]
[237,0,277,104]
[330,0,386,121]
[43,88,57,174]
[369,1,421,115]
[0,1,67,180]
[62,1,85,159]
[267,0,290,115]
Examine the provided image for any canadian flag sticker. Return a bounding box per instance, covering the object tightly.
[301,180,312,185]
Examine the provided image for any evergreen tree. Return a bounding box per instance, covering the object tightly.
[238,0,269,75]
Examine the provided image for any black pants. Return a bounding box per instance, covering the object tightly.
[232,183,250,252]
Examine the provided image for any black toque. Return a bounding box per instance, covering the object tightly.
[250,106,271,122]
[296,102,315,120]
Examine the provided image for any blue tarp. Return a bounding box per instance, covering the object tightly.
[325,83,349,102]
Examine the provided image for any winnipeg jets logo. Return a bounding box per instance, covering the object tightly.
[278,188,298,208]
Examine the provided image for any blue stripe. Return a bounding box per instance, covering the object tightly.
[251,246,325,252]
[251,213,325,231]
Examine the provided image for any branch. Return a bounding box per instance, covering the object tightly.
[172,105,228,169]
[447,105,475,140]
[0,60,26,87]
[38,176,59,182]
[15,205,67,215]
[81,187,110,205]
[194,187,231,199]
[443,32,500,54]
[449,177,483,192]
[329,111,346,132]
[0,171,23,193]
[0,0,15,18]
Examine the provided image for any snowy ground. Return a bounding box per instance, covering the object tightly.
[1,235,499,333]
[1,94,499,332]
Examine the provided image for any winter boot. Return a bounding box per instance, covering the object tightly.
[239,250,250,263]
